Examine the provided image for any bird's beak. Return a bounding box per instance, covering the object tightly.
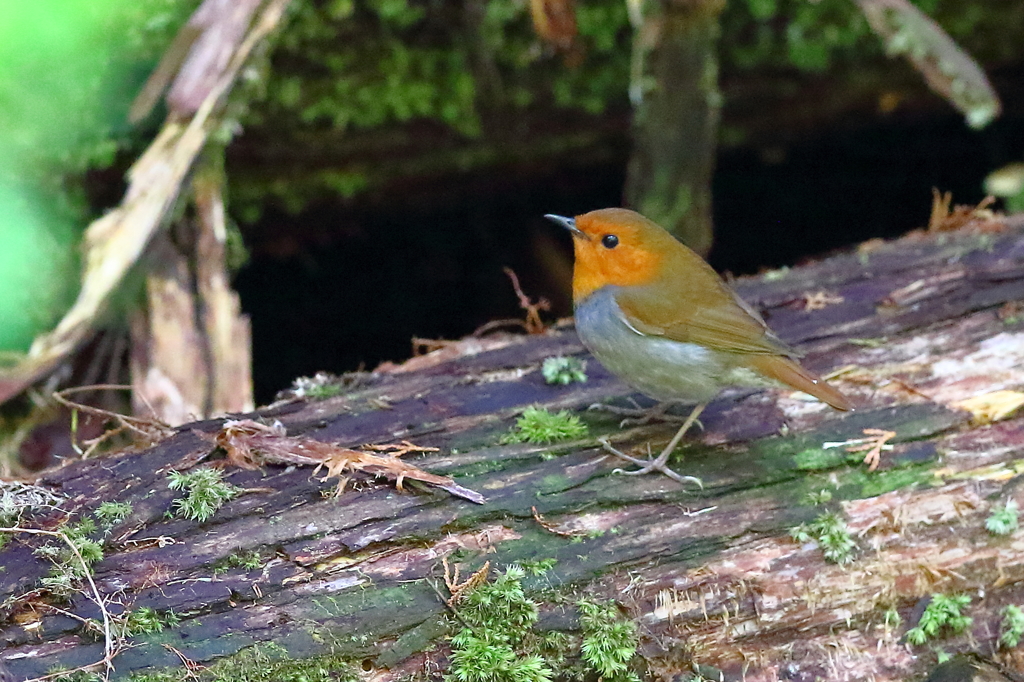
[544,214,589,240]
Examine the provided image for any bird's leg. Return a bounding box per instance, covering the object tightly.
[600,403,707,486]
[589,399,695,428]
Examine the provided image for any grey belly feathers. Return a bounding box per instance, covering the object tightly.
[574,287,780,404]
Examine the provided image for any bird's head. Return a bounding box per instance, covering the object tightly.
[545,208,681,302]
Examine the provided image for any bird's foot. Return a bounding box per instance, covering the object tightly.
[588,400,697,428]
[596,437,703,488]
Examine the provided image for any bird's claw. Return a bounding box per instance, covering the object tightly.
[613,463,703,488]
[596,437,703,488]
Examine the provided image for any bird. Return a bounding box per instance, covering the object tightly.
[544,208,852,484]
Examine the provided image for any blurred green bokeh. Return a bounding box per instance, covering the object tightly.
[0,0,189,353]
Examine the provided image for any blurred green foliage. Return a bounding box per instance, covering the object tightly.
[248,0,632,137]
[236,0,1020,218]
[0,0,193,353]
[0,0,1017,352]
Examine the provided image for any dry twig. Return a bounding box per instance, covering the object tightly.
[442,556,491,606]
[502,267,551,334]
[471,267,552,337]
[162,643,204,679]
[51,385,173,458]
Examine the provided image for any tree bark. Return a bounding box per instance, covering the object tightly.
[625,0,724,255]
[3,218,1024,681]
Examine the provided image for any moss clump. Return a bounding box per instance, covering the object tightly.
[35,518,105,594]
[790,511,856,564]
[112,607,180,639]
[541,357,587,386]
[804,489,833,505]
[167,467,239,523]
[94,500,132,529]
[213,550,264,575]
[1000,604,1024,648]
[905,594,972,645]
[445,564,643,682]
[448,565,554,682]
[985,500,1019,536]
[500,406,588,445]
[578,599,639,682]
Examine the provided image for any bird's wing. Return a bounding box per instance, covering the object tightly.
[615,280,799,357]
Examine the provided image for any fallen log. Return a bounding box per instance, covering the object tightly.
[3,216,1024,681]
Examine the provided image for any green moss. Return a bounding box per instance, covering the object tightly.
[883,608,902,631]
[790,511,856,564]
[237,0,1018,217]
[986,500,1019,536]
[500,406,588,445]
[259,2,484,136]
[519,558,558,576]
[289,371,350,399]
[214,550,265,575]
[846,464,931,498]
[94,500,133,529]
[167,467,239,523]
[905,593,972,645]
[114,607,180,638]
[34,518,105,594]
[793,446,847,470]
[804,489,833,505]
[443,564,647,682]
[128,642,358,682]
[541,357,588,386]
[306,383,344,400]
[577,599,639,682]
[447,565,554,682]
[1000,604,1024,648]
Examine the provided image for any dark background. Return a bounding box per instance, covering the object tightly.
[234,100,1024,403]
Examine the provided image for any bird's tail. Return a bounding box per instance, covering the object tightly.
[748,355,853,411]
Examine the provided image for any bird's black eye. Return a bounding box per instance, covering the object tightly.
[601,234,619,249]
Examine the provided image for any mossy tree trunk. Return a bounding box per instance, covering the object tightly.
[624,0,724,256]
[2,219,1024,681]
